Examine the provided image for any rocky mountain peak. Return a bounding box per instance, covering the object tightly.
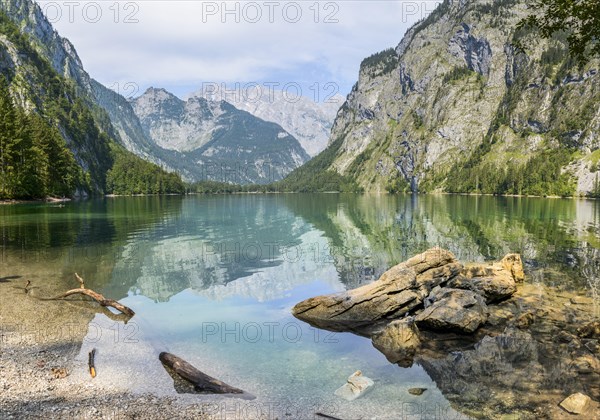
[191,86,343,156]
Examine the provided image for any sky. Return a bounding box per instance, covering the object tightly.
[36,1,443,100]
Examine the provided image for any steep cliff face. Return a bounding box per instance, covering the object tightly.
[89,79,174,167]
[133,88,221,152]
[131,88,311,184]
[0,0,90,88]
[328,0,600,195]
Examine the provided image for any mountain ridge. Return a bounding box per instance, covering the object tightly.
[192,86,344,157]
[0,0,318,185]
[130,86,311,184]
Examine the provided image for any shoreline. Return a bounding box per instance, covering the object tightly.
[0,271,236,419]
[0,197,72,206]
[1,191,598,206]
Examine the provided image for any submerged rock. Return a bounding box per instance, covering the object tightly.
[408,387,427,396]
[559,392,591,414]
[415,288,488,334]
[573,355,600,374]
[570,296,593,305]
[334,371,374,401]
[514,312,535,329]
[371,318,420,367]
[500,254,525,283]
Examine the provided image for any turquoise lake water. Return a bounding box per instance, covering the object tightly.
[1,194,599,419]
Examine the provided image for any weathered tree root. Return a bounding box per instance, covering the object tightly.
[33,273,135,318]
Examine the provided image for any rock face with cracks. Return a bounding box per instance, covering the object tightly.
[447,254,523,303]
[292,248,521,333]
[415,287,488,334]
[292,248,462,331]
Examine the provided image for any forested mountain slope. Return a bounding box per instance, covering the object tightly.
[0,6,184,198]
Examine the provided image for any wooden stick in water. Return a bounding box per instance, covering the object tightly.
[88,349,96,378]
[33,274,135,318]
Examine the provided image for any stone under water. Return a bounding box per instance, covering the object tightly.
[371,318,421,367]
[334,371,374,401]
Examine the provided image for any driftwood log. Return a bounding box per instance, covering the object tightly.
[159,352,244,394]
[33,273,135,318]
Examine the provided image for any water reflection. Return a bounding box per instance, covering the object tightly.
[2,195,599,301]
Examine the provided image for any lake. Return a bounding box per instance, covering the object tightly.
[1,194,599,419]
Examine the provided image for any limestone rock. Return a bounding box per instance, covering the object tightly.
[293,248,461,331]
[559,392,591,414]
[448,253,523,303]
[415,288,488,333]
[448,23,493,76]
[334,371,374,401]
[371,318,420,367]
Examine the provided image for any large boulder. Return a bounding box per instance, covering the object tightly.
[448,268,516,303]
[415,288,488,333]
[371,318,420,367]
[292,248,462,331]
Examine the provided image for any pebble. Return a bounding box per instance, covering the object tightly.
[408,388,427,396]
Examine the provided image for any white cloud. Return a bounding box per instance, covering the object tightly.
[37,1,442,98]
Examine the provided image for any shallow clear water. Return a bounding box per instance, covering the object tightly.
[1,194,599,418]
